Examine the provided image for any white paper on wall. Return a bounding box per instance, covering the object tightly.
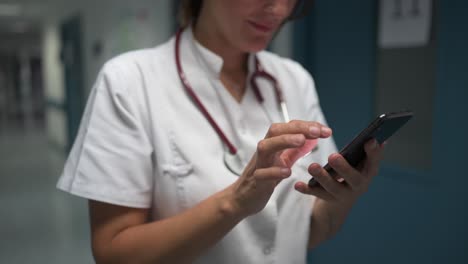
[104,8,156,60]
[378,0,432,48]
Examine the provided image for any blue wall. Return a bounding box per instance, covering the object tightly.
[294,0,377,147]
[294,1,468,263]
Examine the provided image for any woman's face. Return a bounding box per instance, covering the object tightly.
[199,0,298,52]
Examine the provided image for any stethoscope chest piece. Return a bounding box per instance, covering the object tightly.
[223,150,245,176]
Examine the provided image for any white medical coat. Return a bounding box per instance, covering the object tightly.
[57,27,337,264]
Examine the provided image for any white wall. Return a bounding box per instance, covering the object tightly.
[82,0,173,94]
[41,0,173,150]
[42,22,67,148]
[42,24,65,103]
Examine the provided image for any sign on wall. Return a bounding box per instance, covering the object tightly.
[378,0,432,48]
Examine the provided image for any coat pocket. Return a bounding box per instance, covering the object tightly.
[160,132,195,209]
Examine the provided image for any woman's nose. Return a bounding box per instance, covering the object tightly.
[265,0,297,19]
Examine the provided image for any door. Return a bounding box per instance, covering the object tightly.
[61,15,84,151]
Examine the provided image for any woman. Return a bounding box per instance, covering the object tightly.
[57,0,384,263]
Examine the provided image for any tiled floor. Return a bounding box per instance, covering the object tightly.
[0,126,94,263]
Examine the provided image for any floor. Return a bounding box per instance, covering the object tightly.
[0,124,94,263]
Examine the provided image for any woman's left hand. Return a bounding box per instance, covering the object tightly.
[294,139,385,204]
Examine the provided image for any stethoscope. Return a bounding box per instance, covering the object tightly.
[175,28,306,175]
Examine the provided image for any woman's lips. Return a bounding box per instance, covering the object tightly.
[248,21,276,34]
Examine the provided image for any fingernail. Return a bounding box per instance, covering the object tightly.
[309,126,320,136]
[322,127,332,135]
[281,168,291,174]
[309,163,321,173]
[295,183,305,192]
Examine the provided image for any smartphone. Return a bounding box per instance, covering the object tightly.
[308,110,414,188]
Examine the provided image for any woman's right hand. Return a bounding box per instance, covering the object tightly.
[225,120,333,217]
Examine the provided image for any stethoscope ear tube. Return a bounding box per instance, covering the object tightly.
[175,28,237,155]
[251,58,289,122]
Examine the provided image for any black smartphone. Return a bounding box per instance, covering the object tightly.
[308,110,414,188]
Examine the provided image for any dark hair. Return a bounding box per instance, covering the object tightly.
[177,0,313,28]
[178,0,203,28]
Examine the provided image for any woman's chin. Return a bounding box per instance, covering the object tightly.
[245,39,272,52]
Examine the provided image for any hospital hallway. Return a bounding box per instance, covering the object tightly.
[0,125,93,263]
[0,1,176,262]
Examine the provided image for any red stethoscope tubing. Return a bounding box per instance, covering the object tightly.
[174,28,286,155]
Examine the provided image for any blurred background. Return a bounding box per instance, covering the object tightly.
[0,0,466,263]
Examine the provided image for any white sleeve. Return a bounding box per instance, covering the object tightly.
[56,61,154,208]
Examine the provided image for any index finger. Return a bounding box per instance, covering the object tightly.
[265,120,332,140]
